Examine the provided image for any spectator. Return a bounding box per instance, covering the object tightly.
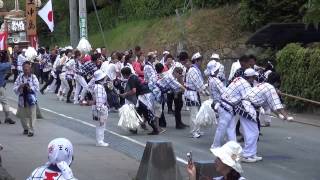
[187,141,245,180]
[13,61,39,137]
[0,51,15,124]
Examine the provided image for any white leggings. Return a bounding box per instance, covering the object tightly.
[74,74,88,102]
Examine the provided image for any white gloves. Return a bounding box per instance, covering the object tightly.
[57,161,75,179]
[259,107,265,114]
[214,103,220,111]
[278,114,285,120]
[286,116,294,121]
[278,114,294,121]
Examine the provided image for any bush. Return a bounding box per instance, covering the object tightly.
[276,43,320,112]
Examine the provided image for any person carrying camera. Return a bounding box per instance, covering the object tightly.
[13,61,40,137]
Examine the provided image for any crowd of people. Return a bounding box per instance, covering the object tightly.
[0,43,295,179]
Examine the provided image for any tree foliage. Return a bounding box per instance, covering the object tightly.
[240,0,307,31]
[276,43,320,112]
[303,0,320,29]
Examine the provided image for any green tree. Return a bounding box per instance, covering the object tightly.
[240,0,307,31]
[303,0,320,29]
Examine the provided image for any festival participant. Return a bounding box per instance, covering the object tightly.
[133,51,145,82]
[92,70,110,147]
[58,49,73,102]
[40,48,58,94]
[163,54,175,114]
[119,67,159,135]
[187,141,246,180]
[13,61,39,137]
[238,82,293,163]
[206,61,226,108]
[77,54,97,104]
[173,52,190,129]
[103,52,122,110]
[209,53,226,83]
[27,138,77,180]
[184,52,207,138]
[149,63,186,129]
[73,50,85,104]
[211,68,256,149]
[143,52,157,84]
[17,49,27,74]
[39,48,52,84]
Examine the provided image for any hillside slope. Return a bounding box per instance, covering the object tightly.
[47,4,250,55]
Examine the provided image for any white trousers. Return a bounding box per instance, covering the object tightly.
[261,108,272,123]
[189,106,200,134]
[212,107,236,148]
[240,116,259,157]
[95,111,108,143]
[58,73,67,94]
[74,74,88,102]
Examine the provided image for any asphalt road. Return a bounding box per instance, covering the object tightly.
[4,83,320,180]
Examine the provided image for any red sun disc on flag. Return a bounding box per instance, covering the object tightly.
[48,11,53,22]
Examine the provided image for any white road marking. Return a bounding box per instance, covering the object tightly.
[2,105,188,165]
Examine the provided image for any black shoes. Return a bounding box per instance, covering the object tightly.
[176,123,189,129]
[168,110,174,114]
[23,130,34,137]
[27,131,34,137]
[148,131,159,135]
[23,130,28,135]
[4,118,15,124]
[129,129,138,134]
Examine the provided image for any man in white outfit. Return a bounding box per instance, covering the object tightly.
[239,82,293,163]
[184,52,207,138]
[211,68,256,148]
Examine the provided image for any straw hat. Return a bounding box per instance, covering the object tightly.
[210,141,243,173]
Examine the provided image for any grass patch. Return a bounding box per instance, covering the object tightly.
[44,4,249,53]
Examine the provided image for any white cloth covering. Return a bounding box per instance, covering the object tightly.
[118,104,143,129]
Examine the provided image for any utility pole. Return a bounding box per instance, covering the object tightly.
[79,0,88,39]
[69,0,79,47]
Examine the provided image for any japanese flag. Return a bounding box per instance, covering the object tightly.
[38,0,54,32]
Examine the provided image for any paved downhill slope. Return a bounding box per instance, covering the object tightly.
[2,83,320,180]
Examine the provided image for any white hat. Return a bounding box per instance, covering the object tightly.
[96,48,102,54]
[211,53,220,59]
[163,51,170,55]
[191,52,202,61]
[22,48,27,52]
[48,138,73,166]
[65,46,73,50]
[210,141,243,173]
[204,60,220,76]
[94,69,107,81]
[244,68,258,77]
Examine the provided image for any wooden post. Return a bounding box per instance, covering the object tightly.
[69,0,79,48]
